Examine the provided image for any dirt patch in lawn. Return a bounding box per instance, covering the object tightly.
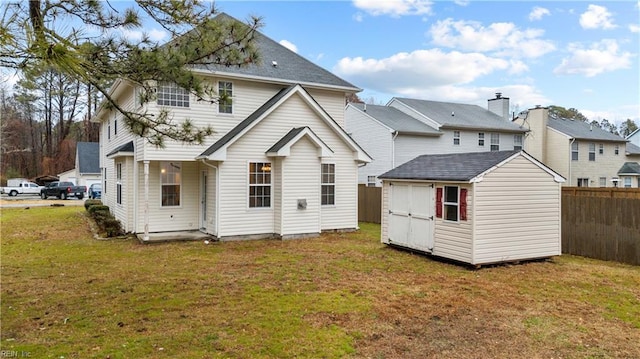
[1,208,639,358]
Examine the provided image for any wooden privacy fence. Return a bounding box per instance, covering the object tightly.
[562,187,640,199]
[358,184,382,224]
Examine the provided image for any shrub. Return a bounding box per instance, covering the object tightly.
[85,203,123,238]
[88,204,110,215]
[84,199,102,210]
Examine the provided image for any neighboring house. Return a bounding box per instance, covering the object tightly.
[627,128,640,147]
[346,93,527,186]
[617,162,640,188]
[92,13,371,240]
[57,142,101,188]
[513,106,628,187]
[379,150,564,266]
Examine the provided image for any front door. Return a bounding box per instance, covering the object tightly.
[388,182,434,252]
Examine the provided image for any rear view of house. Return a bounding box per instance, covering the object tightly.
[379,151,565,266]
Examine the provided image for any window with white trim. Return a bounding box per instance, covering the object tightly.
[614,145,619,155]
[444,186,459,222]
[103,168,107,194]
[157,82,189,107]
[598,143,604,155]
[589,143,596,161]
[637,178,640,188]
[514,134,523,151]
[624,177,632,188]
[114,118,118,136]
[453,131,460,145]
[571,142,578,161]
[599,177,606,187]
[321,164,335,205]
[367,175,376,187]
[218,81,233,114]
[577,178,589,187]
[107,121,111,140]
[490,133,499,151]
[249,162,271,208]
[161,162,181,206]
[478,132,485,146]
[116,163,123,205]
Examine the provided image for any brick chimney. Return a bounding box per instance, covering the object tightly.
[487,92,510,121]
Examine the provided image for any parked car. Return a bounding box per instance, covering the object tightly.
[40,181,86,200]
[1,181,43,196]
[88,183,102,199]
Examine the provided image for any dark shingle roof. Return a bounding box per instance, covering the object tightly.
[77,142,100,174]
[192,13,358,91]
[351,103,440,136]
[618,162,640,175]
[199,85,296,157]
[106,141,134,157]
[267,127,307,153]
[548,117,625,142]
[379,150,519,181]
[626,142,640,155]
[392,98,526,132]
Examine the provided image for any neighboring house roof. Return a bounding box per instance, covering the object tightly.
[77,142,100,174]
[350,103,441,136]
[379,150,564,183]
[391,98,526,133]
[547,117,626,142]
[106,141,135,158]
[617,162,640,175]
[197,84,371,162]
[627,128,640,139]
[191,13,359,91]
[626,142,640,155]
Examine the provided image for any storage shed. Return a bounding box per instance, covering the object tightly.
[379,150,565,266]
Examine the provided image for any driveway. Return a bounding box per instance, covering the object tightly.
[0,194,87,208]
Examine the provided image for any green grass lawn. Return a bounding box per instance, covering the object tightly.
[1,206,639,358]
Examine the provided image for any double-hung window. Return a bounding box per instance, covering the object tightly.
[218,81,233,114]
[249,162,271,208]
[514,134,523,151]
[116,163,123,205]
[161,162,181,206]
[598,143,604,155]
[490,133,499,151]
[624,177,632,188]
[599,177,607,187]
[571,142,579,161]
[367,175,376,187]
[157,82,189,107]
[453,131,460,145]
[614,145,619,155]
[321,164,335,205]
[588,143,596,161]
[478,133,485,146]
[443,186,459,222]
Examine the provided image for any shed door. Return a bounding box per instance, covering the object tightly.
[388,183,434,252]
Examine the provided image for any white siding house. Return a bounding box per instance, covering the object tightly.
[57,142,101,189]
[379,151,565,266]
[346,93,527,186]
[93,14,371,241]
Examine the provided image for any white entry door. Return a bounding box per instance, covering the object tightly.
[388,182,434,252]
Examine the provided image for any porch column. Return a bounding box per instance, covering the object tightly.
[143,160,150,241]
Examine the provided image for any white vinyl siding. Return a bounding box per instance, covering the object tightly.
[433,183,473,264]
[473,155,561,264]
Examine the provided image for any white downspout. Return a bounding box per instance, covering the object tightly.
[391,131,399,168]
[200,159,219,237]
[143,160,149,241]
[569,138,575,186]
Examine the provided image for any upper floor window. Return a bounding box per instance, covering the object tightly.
[114,118,118,136]
[367,175,377,187]
[218,81,233,114]
[321,164,336,205]
[614,145,619,155]
[598,143,604,155]
[107,121,111,140]
[588,143,596,161]
[157,82,189,107]
[478,132,485,146]
[571,142,578,161]
[453,131,460,145]
[161,162,181,206]
[514,134,523,151]
[490,133,499,151]
[249,162,271,208]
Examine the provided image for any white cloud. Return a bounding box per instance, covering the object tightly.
[353,12,364,22]
[630,24,640,33]
[120,28,167,43]
[529,7,550,21]
[352,0,433,17]
[334,49,510,95]
[428,19,555,58]
[453,0,470,6]
[148,29,167,42]
[579,5,616,30]
[279,40,298,53]
[554,39,633,77]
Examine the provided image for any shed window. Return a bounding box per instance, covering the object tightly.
[443,186,459,222]
[490,133,499,151]
[161,162,181,206]
[478,132,485,146]
[321,164,335,205]
[453,131,460,145]
[249,162,271,208]
[589,143,595,161]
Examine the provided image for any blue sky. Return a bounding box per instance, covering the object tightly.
[209,1,639,126]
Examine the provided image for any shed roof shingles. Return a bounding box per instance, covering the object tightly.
[379,150,519,181]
